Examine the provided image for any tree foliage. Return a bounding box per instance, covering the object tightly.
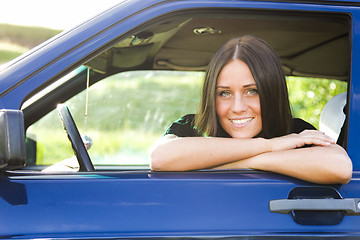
[287,76,347,129]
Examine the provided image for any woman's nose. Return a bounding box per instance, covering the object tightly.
[231,94,248,112]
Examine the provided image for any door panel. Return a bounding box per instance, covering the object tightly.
[2,171,360,237]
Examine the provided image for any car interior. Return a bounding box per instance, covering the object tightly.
[20,9,350,172]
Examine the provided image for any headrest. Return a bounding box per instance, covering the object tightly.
[319,92,346,140]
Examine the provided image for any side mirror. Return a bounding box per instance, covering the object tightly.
[0,110,26,170]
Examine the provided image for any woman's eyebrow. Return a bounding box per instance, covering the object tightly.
[216,83,257,89]
[243,83,257,88]
[216,86,230,89]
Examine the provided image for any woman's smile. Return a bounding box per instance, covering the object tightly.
[216,59,262,138]
[230,117,254,125]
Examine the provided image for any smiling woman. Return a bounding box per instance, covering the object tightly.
[149,36,352,184]
[215,60,262,139]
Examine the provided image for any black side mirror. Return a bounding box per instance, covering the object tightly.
[0,110,26,170]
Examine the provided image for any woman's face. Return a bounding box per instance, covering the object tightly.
[215,59,262,138]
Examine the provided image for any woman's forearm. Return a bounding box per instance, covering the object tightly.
[149,130,352,184]
[216,144,352,184]
[149,135,270,171]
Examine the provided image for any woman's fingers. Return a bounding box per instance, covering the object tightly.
[298,130,335,146]
[270,130,335,151]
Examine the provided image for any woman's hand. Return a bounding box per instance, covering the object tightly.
[268,130,335,152]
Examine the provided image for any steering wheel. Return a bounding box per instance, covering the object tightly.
[57,104,94,172]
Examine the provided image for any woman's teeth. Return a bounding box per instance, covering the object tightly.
[231,118,253,124]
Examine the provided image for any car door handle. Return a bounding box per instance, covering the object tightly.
[269,198,360,215]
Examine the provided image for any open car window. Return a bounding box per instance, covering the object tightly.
[23,69,347,171]
[21,8,350,172]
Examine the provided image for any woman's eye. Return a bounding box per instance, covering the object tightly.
[245,88,258,96]
[219,91,231,97]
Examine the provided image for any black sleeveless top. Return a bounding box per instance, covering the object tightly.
[165,114,316,138]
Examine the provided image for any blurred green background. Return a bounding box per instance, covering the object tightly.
[0,23,61,65]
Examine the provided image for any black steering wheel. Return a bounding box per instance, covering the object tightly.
[57,104,94,172]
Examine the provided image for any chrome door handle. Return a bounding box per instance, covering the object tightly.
[269,198,360,215]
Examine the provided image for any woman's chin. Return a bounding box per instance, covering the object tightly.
[227,128,262,139]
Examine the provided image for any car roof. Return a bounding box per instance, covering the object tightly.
[86,9,350,80]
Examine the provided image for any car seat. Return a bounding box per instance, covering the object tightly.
[319,92,347,142]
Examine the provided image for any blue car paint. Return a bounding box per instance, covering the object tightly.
[0,171,360,238]
[0,0,360,238]
[349,10,360,169]
[0,171,356,237]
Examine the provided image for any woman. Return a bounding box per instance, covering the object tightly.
[150,35,352,184]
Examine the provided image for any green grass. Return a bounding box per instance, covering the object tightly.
[28,128,159,166]
[26,128,74,165]
[0,49,23,64]
[0,41,29,64]
[0,23,61,64]
[0,23,61,49]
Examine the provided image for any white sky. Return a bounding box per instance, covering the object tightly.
[0,0,122,30]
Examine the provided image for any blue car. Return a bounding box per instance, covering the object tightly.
[0,0,360,238]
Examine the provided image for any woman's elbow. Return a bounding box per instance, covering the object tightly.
[331,169,352,184]
[149,145,177,171]
[335,158,352,184]
[149,135,180,171]
[328,154,353,184]
[149,148,166,171]
[318,145,352,184]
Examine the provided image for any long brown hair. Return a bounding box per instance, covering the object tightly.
[195,35,292,138]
